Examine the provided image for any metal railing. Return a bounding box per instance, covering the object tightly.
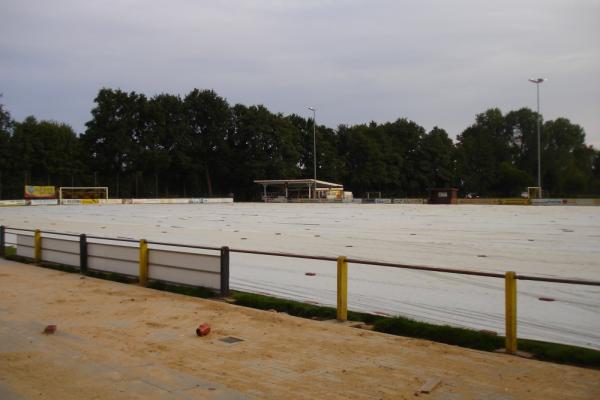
[0,226,229,295]
[1,224,599,354]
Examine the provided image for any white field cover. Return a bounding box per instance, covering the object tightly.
[1,203,599,349]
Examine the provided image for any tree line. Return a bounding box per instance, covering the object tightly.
[1,89,599,200]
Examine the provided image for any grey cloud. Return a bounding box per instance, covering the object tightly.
[0,0,598,146]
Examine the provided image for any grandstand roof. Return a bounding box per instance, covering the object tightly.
[253,179,343,189]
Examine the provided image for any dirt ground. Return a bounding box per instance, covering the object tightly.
[0,260,599,400]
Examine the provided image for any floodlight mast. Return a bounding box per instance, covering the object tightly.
[528,78,546,198]
[307,107,317,199]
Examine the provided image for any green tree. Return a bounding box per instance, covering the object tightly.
[456,108,513,196]
[183,89,232,196]
[0,99,13,198]
[228,104,302,199]
[138,93,184,196]
[418,127,456,189]
[82,88,147,196]
[503,108,538,179]
[10,116,81,187]
[542,118,590,195]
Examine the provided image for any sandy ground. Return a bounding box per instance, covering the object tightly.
[1,203,599,348]
[1,260,599,400]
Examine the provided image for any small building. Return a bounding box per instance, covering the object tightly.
[254,179,351,202]
[428,188,458,204]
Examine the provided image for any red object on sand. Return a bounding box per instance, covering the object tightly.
[43,325,57,334]
[196,323,211,336]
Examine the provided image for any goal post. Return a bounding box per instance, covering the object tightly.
[59,187,109,203]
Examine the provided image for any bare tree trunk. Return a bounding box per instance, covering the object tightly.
[205,168,213,197]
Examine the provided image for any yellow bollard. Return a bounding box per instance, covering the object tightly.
[505,271,517,353]
[34,229,42,264]
[337,256,348,321]
[139,239,149,287]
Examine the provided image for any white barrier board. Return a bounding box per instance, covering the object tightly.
[0,200,28,207]
[41,237,80,267]
[16,234,35,258]
[148,249,220,290]
[30,199,59,206]
[87,243,139,276]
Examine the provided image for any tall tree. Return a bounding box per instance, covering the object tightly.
[10,116,81,187]
[419,127,456,189]
[183,89,231,196]
[0,98,13,198]
[542,118,589,195]
[228,104,302,199]
[456,108,513,196]
[82,88,147,196]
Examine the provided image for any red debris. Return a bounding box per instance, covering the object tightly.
[43,325,57,334]
[305,272,316,276]
[196,323,211,336]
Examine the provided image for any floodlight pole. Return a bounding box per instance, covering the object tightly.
[529,78,546,198]
[308,107,317,199]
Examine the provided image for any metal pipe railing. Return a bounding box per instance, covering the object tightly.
[1,224,599,355]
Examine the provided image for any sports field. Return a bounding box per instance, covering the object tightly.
[1,203,599,348]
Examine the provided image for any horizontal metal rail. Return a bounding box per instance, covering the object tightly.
[515,275,600,286]
[2,225,600,286]
[5,227,81,237]
[345,258,506,278]
[228,247,339,262]
[85,235,139,244]
[146,240,221,252]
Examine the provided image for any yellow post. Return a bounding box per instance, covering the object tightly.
[34,229,42,264]
[505,271,517,353]
[337,256,348,321]
[139,239,149,287]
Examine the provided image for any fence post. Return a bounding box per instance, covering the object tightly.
[34,229,42,264]
[505,271,517,353]
[0,225,5,258]
[220,246,230,296]
[139,239,148,286]
[79,234,88,274]
[337,256,348,321]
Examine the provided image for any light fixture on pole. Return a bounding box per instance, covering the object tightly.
[528,78,546,198]
[307,107,317,199]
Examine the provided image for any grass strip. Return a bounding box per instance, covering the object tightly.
[232,292,600,369]
[147,280,216,299]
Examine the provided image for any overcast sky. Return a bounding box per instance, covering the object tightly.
[1,0,599,146]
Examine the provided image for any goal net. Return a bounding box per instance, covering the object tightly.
[59,187,109,202]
